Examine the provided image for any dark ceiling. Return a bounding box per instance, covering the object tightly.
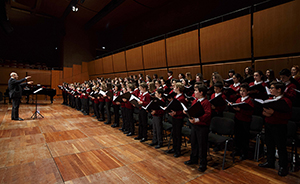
[0,0,290,67]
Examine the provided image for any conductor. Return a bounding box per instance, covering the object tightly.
[8,72,33,121]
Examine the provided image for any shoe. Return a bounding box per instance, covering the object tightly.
[278,167,289,176]
[13,118,24,121]
[104,121,111,125]
[99,118,105,121]
[155,145,162,149]
[134,137,141,140]
[184,160,198,165]
[166,149,175,154]
[119,128,125,131]
[111,124,118,128]
[92,115,95,117]
[258,162,275,168]
[127,132,134,136]
[124,131,129,134]
[240,154,248,161]
[140,138,148,142]
[174,153,181,158]
[149,142,157,146]
[83,113,88,115]
[198,165,207,172]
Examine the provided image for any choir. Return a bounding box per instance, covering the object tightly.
[58,66,300,176]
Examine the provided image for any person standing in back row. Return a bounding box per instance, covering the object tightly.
[8,72,33,121]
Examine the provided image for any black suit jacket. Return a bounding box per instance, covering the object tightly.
[8,78,27,98]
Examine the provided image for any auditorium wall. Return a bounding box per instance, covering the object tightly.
[61,1,299,84]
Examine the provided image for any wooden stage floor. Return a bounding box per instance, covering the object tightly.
[0,99,299,184]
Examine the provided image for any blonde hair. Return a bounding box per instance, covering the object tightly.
[175,82,184,92]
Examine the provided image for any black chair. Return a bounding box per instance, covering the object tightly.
[291,107,300,127]
[181,126,191,147]
[287,121,298,172]
[250,115,264,161]
[162,121,172,140]
[223,111,235,121]
[208,117,235,170]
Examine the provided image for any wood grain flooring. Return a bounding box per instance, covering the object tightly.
[0,99,299,184]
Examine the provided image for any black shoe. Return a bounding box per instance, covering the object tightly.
[198,165,207,172]
[124,131,129,134]
[111,124,118,128]
[104,121,111,125]
[127,132,134,136]
[149,142,157,146]
[258,162,275,168]
[140,138,148,142]
[119,128,124,131]
[13,118,24,121]
[278,167,289,176]
[99,118,105,121]
[184,160,198,165]
[134,137,141,140]
[166,149,175,154]
[83,113,88,115]
[174,153,181,158]
[155,145,162,149]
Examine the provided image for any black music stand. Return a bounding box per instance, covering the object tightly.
[31,88,44,119]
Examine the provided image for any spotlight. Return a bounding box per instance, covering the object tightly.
[102,47,106,50]
[72,6,78,12]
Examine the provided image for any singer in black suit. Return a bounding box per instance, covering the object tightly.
[8,72,33,121]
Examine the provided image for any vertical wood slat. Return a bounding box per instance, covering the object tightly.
[126,47,144,71]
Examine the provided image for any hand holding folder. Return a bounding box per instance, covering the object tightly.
[182,101,205,118]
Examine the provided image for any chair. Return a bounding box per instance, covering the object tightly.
[286,121,298,172]
[181,126,191,147]
[223,111,235,121]
[291,107,300,127]
[250,115,264,161]
[208,117,235,170]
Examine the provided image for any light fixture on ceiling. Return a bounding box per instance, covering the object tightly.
[102,47,106,50]
[72,6,78,12]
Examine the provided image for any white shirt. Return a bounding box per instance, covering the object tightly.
[214,92,222,97]
[241,96,249,102]
[175,93,182,98]
[274,95,283,100]
[254,80,263,85]
[233,82,240,87]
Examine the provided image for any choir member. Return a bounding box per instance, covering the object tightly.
[231,83,254,160]
[210,81,226,117]
[258,81,292,177]
[228,73,242,102]
[184,84,211,172]
[167,82,187,157]
[279,69,297,103]
[291,65,300,84]
[265,69,277,84]
[104,83,113,125]
[98,83,105,121]
[149,88,165,149]
[111,84,121,128]
[123,83,135,136]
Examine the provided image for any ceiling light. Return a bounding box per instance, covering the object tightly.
[72,6,78,12]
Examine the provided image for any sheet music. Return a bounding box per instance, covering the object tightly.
[33,88,43,94]
[180,102,188,111]
[129,95,140,102]
[265,86,271,95]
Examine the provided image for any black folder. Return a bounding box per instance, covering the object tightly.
[242,76,254,84]
[164,91,176,99]
[161,98,183,112]
[209,94,226,107]
[184,93,196,102]
[223,86,237,95]
[253,98,291,113]
[182,101,205,118]
[224,78,234,85]
[226,100,253,111]
[249,83,266,93]
[106,90,113,99]
[142,98,165,111]
[129,95,142,108]
[113,92,131,102]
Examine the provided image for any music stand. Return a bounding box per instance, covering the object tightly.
[31,88,44,119]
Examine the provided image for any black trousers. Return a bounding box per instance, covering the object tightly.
[113,105,120,125]
[11,98,21,120]
[172,117,184,154]
[99,101,105,120]
[105,101,112,123]
[138,109,148,139]
[125,108,134,133]
[121,107,127,130]
[190,125,209,165]
[75,97,81,110]
[265,123,288,167]
[234,118,251,155]
[82,98,89,114]
[93,102,100,119]
[152,116,163,145]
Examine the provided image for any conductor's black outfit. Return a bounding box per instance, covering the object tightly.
[8,77,27,120]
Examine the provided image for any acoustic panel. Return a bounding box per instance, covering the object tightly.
[166,30,200,66]
[169,65,201,80]
[126,47,144,71]
[200,15,251,63]
[145,68,168,80]
[253,0,300,57]
[81,62,88,73]
[72,64,81,76]
[87,60,96,76]
[127,70,145,79]
[94,58,103,75]
[102,56,114,74]
[63,67,73,79]
[112,52,126,72]
[202,61,251,80]
[143,40,167,69]
[255,57,291,78]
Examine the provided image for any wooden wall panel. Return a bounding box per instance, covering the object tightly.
[0,67,26,85]
[126,47,144,71]
[169,65,201,80]
[255,57,291,78]
[102,56,114,74]
[81,62,88,73]
[28,69,51,86]
[200,15,251,63]
[81,72,89,82]
[202,61,252,80]
[112,52,126,72]
[253,0,300,57]
[110,72,128,79]
[127,70,145,79]
[143,40,167,69]
[72,64,81,76]
[94,58,103,75]
[166,30,200,67]
[88,60,96,76]
[289,56,300,67]
[145,68,168,80]
[63,67,72,79]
